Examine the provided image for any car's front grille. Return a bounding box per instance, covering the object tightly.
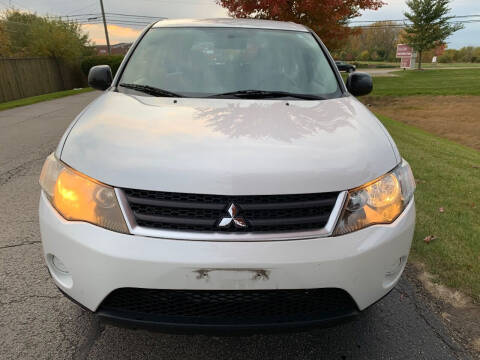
[98,288,358,326]
[122,189,340,233]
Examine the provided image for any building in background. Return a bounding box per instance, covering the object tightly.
[95,43,132,55]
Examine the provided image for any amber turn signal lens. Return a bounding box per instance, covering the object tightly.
[40,154,129,234]
[54,169,99,223]
[334,160,415,236]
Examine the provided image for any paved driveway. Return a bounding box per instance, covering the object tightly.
[0,92,471,359]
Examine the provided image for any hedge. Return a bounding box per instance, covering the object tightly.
[80,55,125,77]
[353,62,398,69]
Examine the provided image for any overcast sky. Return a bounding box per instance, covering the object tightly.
[1,0,479,48]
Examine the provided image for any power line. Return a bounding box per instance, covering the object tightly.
[82,22,149,28]
[347,17,480,30]
[78,16,154,23]
[0,18,152,29]
[349,14,480,24]
[70,17,156,24]
[106,12,166,19]
[70,1,98,14]
[80,21,151,27]
[62,13,165,21]
[62,13,100,17]
[134,0,225,5]
[4,9,479,33]
[61,12,165,18]
[61,12,480,29]
[65,12,163,27]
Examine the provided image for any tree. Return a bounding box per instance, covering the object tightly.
[438,46,480,63]
[403,0,463,69]
[216,0,385,50]
[333,21,402,62]
[2,10,40,56]
[3,9,93,62]
[27,18,93,62]
[0,22,12,58]
[367,22,403,62]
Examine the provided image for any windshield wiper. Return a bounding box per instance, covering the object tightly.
[208,90,326,100]
[119,83,183,98]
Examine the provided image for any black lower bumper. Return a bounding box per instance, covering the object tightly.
[93,287,359,334]
[97,308,358,334]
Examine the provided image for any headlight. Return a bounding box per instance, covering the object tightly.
[39,153,129,234]
[334,160,415,235]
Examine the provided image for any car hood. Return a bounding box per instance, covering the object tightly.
[60,92,399,195]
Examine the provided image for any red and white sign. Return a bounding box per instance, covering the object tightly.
[396,44,413,58]
[400,57,411,69]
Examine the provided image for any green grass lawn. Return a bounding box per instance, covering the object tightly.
[350,61,480,69]
[379,114,480,301]
[370,69,480,96]
[0,88,94,111]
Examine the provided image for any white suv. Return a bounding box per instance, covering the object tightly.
[39,19,415,331]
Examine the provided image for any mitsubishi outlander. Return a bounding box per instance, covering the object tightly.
[39,19,415,331]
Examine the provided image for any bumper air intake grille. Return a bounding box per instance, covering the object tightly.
[98,288,358,327]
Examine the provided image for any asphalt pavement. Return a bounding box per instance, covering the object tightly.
[0,91,472,359]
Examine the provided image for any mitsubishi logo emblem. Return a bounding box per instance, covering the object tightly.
[218,203,247,229]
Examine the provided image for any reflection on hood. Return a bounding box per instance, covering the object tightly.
[197,101,354,142]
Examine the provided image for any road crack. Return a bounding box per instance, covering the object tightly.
[0,156,48,186]
[0,107,67,129]
[0,241,41,251]
[73,317,105,360]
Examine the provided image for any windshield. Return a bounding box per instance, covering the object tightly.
[119,27,341,99]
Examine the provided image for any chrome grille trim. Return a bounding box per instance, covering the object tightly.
[115,189,347,242]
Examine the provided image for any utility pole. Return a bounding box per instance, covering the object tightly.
[99,0,111,54]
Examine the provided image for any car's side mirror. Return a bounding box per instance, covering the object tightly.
[88,65,113,91]
[346,72,373,97]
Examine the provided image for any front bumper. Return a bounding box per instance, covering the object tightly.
[39,192,415,328]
